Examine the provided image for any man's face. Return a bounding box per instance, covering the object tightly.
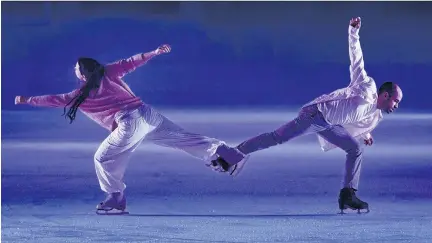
[380,87,403,114]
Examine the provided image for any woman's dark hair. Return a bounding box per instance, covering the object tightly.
[62,57,105,123]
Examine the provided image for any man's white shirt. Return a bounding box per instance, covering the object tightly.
[303,25,384,152]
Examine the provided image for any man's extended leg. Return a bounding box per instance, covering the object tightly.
[237,105,330,155]
[212,105,331,176]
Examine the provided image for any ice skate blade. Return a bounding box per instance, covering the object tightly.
[338,207,370,215]
[96,208,129,215]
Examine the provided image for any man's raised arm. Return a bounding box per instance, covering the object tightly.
[348,17,371,87]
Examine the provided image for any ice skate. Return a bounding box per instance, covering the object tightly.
[96,192,129,215]
[206,159,225,172]
[211,154,250,177]
[338,188,369,214]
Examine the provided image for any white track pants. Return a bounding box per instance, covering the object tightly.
[94,105,243,193]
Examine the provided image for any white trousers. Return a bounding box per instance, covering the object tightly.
[94,105,243,193]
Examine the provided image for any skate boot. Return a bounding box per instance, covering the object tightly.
[207,159,224,172]
[96,192,129,215]
[338,188,369,214]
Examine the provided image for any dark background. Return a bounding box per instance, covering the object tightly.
[2,1,431,111]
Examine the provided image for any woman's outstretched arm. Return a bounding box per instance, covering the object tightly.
[15,89,80,108]
[106,44,171,78]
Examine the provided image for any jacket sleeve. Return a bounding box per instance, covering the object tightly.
[348,26,371,87]
[26,89,80,108]
[105,50,158,78]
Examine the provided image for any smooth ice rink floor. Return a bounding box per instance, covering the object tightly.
[2,110,432,243]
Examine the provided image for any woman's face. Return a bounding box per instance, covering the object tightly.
[74,62,86,81]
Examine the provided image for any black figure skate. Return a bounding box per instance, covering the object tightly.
[210,155,250,177]
[338,188,370,214]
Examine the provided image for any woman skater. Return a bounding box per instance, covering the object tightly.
[15,44,249,214]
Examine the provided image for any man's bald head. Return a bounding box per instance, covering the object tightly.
[377,82,403,114]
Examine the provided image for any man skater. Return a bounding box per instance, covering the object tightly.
[213,17,403,213]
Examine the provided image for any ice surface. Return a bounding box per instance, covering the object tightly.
[2,110,432,243]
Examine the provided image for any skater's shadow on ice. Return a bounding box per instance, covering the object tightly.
[125,213,338,218]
